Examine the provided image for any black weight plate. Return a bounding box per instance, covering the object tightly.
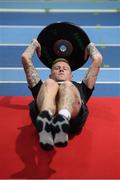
[37,22,90,71]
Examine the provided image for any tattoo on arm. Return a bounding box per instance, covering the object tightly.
[22,39,41,87]
[83,42,102,89]
[23,61,40,88]
[83,64,100,89]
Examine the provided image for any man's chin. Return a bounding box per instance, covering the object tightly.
[56,80,65,84]
[56,78,66,81]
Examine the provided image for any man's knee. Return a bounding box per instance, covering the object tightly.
[59,81,78,95]
[44,79,59,89]
[59,81,73,89]
[37,79,59,101]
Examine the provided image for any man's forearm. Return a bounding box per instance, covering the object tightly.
[21,39,41,88]
[83,43,103,89]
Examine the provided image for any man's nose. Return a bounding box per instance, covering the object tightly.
[59,68,64,72]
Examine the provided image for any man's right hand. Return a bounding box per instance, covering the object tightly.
[22,39,41,62]
[33,39,41,58]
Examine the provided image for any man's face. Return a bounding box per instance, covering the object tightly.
[50,61,72,81]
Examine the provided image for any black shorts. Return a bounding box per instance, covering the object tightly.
[29,100,89,135]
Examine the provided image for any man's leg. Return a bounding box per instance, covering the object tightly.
[53,81,82,146]
[58,81,82,118]
[36,79,59,150]
[36,79,59,114]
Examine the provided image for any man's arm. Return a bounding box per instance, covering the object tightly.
[21,39,41,88]
[83,43,103,89]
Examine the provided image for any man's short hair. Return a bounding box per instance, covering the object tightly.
[52,58,70,67]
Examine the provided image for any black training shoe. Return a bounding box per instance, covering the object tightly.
[36,111,54,150]
[52,114,70,147]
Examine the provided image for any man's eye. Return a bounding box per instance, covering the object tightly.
[54,67,59,70]
[55,67,59,70]
[64,67,68,70]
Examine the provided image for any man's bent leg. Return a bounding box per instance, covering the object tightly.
[53,81,82,146]
[36,79,59,150]
[58,82,88,135]
[36,79,59,114]
[58,81,81,118]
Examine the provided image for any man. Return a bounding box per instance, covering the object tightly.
[21,39,102,150]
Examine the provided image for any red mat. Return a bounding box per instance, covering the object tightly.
[0,96,120,179]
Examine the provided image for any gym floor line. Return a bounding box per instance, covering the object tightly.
[1,12,120,26]
[0,1,120,10]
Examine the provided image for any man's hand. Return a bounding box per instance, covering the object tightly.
[87,42,103,62]
[21,39,41,62]
[83,42,103,89]
[32,39,41,58]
